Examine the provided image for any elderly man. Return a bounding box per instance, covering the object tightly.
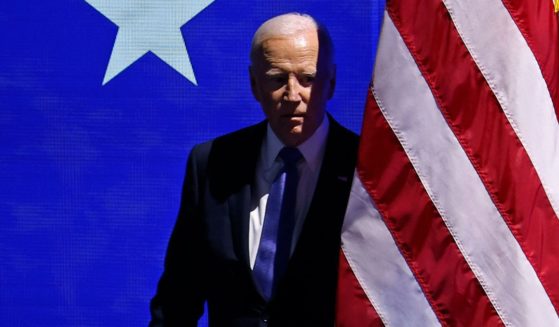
[150,13,358,326]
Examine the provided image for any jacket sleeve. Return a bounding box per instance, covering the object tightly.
[149,144,209,327]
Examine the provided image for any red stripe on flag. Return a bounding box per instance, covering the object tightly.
[387,0,559,313]
[501,0,559,120]
[358,91,503,326]
[336,251,384,327]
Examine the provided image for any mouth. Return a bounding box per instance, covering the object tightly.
[281,114,305,124]
[281,113,305,119]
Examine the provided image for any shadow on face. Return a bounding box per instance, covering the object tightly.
[249,28,336,147]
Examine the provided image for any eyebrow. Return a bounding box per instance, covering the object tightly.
[264,70,317,76]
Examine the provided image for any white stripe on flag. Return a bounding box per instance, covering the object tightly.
[372,12,558,326]
[342,174,440,327]
[441,0,559,218]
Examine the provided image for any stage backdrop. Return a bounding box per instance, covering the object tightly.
[1,1,384,325]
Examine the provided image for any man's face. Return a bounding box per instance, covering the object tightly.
[250,30,335,147]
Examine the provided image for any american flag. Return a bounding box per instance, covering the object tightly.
[336,0,559,325]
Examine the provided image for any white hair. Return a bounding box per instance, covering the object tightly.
[249,13,334,65]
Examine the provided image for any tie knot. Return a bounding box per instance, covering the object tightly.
[278,147,302,167]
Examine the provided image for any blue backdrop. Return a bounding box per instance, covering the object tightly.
[1,1,384,325]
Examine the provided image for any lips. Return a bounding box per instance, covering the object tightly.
[281,112,305,118]
[281,115,305,123]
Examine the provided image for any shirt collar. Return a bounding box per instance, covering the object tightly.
[264,116,329,174]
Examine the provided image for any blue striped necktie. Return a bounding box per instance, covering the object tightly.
[253,147,302,301]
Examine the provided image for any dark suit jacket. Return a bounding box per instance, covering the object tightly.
[150,116,358,327]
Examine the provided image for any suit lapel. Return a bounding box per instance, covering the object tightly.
[221,122,266,270]
[229,183,252,269]
[207,122,266,270]
[291,116,356,256]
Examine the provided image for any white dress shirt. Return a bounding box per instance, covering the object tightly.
[248,117,330,269]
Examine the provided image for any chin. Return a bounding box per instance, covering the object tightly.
[287,130,312,147]
[290,125,304,134]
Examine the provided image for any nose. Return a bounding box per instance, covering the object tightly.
[284,74,302,102]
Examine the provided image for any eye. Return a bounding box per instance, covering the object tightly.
[299,74,316,86]
[266,74,288,84]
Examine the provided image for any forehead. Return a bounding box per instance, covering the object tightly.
[257,31,320,68]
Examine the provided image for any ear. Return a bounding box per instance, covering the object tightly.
[327,64,336,100]
[249,66,261,102]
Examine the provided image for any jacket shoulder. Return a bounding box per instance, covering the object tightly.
[189,121,266,160]
[327,116,360,160]
[188,121,266,201]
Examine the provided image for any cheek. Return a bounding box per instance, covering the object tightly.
[300,88,312,102]
[260,93,282,117]
[265,89,285,106]
[308,84,329,103]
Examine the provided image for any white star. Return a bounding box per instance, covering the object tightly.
[85,0,214,85]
